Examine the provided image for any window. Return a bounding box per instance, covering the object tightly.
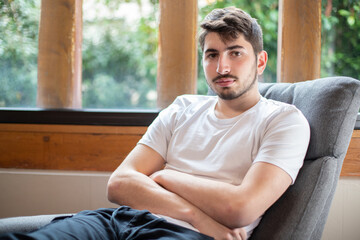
[321,0,360,80]
[82,0,159,109]
[1,0,359,110]
[0,0,159,110]
[0,0,40,107]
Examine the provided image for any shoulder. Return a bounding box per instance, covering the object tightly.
[172,94,216,108]
[258,97,297,114]
[256,97,310,135]
[254,98,310,183]
[259,97,308,122]
[157,94,216,122]
[163,94,216,114]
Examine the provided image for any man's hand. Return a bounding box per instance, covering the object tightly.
[232,228,247,240]
[191,213,247,240]
[150,169,187,185]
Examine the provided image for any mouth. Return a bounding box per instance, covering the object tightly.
[214,78,236,87]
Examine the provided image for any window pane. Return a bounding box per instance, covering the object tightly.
[0,0,40,107]
[82,0,159,109]
[321,0,360,80]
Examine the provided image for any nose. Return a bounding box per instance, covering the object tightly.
[216,55,230,75]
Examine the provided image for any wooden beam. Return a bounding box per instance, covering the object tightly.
[157,0,198,109]
[37,0,82,108]
[277,0,321,83]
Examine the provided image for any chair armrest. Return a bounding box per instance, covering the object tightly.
[0,214,73,234]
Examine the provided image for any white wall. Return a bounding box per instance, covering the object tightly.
[0,169,117,218]
[0,169,359,239]
[321,177,360,240]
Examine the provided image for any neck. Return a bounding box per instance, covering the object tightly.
[214,90,261,119]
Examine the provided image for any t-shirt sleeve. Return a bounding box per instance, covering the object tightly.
[138,96,185,160]
[253,107,310,184]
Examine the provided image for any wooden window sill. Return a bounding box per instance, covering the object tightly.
[0,124,358,176]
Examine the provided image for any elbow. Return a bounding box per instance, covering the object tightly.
[107,173,126,204]
[225,200,261,228]
[106,175,118,203]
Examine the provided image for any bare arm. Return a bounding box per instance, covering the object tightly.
[151,162,292,228]
[151,108,310,229]
[107,144,246,240]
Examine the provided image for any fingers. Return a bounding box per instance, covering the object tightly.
[149,170,161,180]
[231,228,247,240]
[239,228,247,239]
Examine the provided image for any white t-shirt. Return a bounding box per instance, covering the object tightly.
[138,95,310,237]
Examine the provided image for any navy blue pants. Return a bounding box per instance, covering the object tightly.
[0,206,213,240]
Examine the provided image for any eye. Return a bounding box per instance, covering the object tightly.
[206,53,218,59]
[230,51,242,57]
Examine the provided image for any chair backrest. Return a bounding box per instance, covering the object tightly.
[250,77,360,240]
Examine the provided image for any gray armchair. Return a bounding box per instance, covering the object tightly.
[250,76,360,240]
[1,77,360,240]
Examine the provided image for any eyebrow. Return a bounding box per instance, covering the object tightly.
[204,48,218,54]
[204,45,245,54]
[226,45,245,51]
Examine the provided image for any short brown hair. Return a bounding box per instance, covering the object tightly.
[199,7,263,55]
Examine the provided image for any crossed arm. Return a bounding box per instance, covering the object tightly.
[151,160,291,228]
[107,144,291,239]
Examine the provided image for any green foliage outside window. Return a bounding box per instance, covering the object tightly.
[0,0,40,107]
[0,0,359,108]
[82,0,159,109]
[321,0,360,79]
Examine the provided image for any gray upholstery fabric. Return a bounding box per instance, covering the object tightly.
[0,214,73,234]
[250,77,360,240]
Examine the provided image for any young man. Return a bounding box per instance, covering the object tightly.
[106,7,309,239]
[0,7,309,240]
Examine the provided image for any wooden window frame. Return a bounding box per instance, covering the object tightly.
[0,108,158,126]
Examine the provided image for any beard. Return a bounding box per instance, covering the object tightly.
[208,64,258,100]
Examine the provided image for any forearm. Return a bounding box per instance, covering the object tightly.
[108,169,195,223]
[106,144,248,239]
[152,164,292,229]
[151,170,245,228]
[107,169,244,239]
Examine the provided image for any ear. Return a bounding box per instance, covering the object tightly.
[257,50,268,75]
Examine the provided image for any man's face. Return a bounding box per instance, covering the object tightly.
[202,32,265,100]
